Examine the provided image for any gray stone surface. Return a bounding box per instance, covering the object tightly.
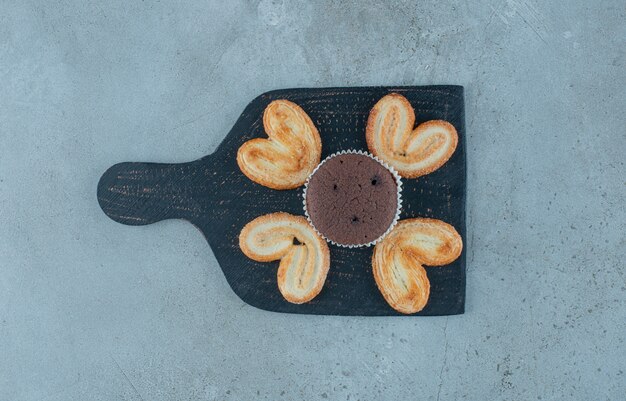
[1,0,624,399]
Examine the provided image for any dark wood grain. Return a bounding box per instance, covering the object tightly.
[97,86,466,316]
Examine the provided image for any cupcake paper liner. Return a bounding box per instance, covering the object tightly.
[302,149,403,248]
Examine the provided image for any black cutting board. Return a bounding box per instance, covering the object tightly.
[97,86,466,316]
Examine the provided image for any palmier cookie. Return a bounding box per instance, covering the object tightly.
[372,218,462,314]
[366,93,458,178]
[237,100,322,190]
[239,212,330,304]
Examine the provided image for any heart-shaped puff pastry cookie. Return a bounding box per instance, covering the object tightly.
[372,218,462,314]
[239,212,330,304]
[237,100,322,190]
[366,93,458,178]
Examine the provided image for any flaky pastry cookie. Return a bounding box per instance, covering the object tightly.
[366,93,458,178]
[237,100,322,190]
[372,218,462,314]
[239,212,330,304]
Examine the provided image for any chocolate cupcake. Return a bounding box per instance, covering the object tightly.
[303,150,402,247]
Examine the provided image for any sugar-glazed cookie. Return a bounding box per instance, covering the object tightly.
[372,218,462,314]
[239,212,330,303]
[237,100,322,189]
[366,93,458,178]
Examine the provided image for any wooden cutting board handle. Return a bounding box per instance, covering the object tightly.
[97,158,217,226]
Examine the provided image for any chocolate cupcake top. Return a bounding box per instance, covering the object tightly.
[304,152,400,246]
